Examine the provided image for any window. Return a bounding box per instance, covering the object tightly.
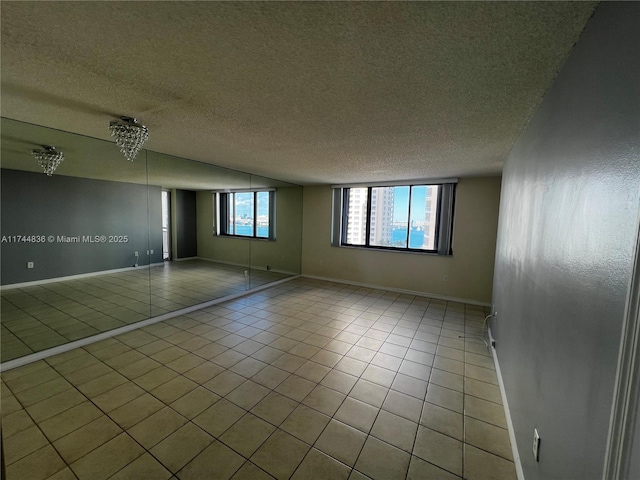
[217,190,275,240]
[332,181,456,255]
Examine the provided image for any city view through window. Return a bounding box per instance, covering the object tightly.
[225,191,270,238]
[345,185,439,250]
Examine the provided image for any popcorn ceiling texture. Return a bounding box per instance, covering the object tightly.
[1,2,597,185]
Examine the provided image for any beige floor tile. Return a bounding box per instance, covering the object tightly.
[430,369,464,393]
[53,415,121,464]
[391,373,428,400]
[127,406,187,449]
[64,362,113,386]
[104,350,147,370]
[1,394,23,416]
[275,375,317,402]
[251,365,290,390]
[251,392,299,426]
[435,345,465,362]
[361,365,396,388]
[382,390,423,423]
[133,366,180,391]
[69,433,144,480]
[136,339,173,356]
[150,423,214,473]
[4,366,61,393]
[413,426,462,476]
[14,377,73,407]
[230,462,277,479]
[302,384,346,416]
[464,352,496,371]
[204,370,247,396]
[151,375,198,404]
[464,395,508,428]
[464,444,517,480]
[77,371,128,398]
[271,353,307,373]
[465,378,502,404]
[251,429,310,480]
[426,383,464,414]
[295,361,331,383]
[118,357,162,380]
[109,452,172,480]
[183,361,225,384]
[320,369,358,394]
[178,441,245,480]
[464,417,513,460]
[171,386,220,419]
[281,404,331,444]
[25,387,87,423]
[465,363,498,385]
[355,436,411,480]
[193,399,246,437]
[220,413,276,457]
[230,357,269,378]
[5,445,66,480]
[421,402,463,440]
[334,397,379,434]
[46,467,78,480]
[334,357,368,377]
[92,382,145,412]
[39,401,103,441]
[4,424,50,465]
[226,380,270,410]
[371,410,418,452]
[349,379,388,408]
[291,448,351,480]
[2,361,49,381]
[1,409,34,438]
[109,393,165,429]
[407,455,461,480]
[315,419,367,466]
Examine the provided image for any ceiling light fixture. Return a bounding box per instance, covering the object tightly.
[32,145,64,176]
[109,116,149,161]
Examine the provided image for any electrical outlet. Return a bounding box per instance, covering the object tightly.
[134,251,139,257]
[443,275,449,282]
[533,428,540,461]
[27,261,34,269]
[244,270,248,278]
[150,249,154,254]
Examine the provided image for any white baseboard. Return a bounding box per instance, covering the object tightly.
[1,262,165,290]
[0,274,301,372]
[300,274,491,307]
[195,257,298,276]
[489,327,525,480]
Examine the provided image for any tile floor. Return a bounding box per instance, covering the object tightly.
[1,278,517,480]
[1,260,290,362]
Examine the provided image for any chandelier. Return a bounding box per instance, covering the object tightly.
[32,145,64,176]
[109,116,149,161]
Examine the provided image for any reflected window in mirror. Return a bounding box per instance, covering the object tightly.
[217,190,275,240]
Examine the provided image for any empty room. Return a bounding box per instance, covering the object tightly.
[1,2,639,480]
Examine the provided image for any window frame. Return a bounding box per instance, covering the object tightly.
[215,189,276,241]
[331,180,456,255]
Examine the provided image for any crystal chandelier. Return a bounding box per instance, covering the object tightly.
[109,116,149,161]
[32,145,64,176]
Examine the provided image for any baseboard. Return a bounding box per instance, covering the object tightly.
[195,257,299,276]
[0,274,301,372]
[300,274,491,307]
[488,327,525,480]
[0,262,166,290]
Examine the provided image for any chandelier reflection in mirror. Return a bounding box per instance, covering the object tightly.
[32,145,64,176]
[109,116,149,161]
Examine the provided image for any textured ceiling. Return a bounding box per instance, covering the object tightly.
[1,1,597,185]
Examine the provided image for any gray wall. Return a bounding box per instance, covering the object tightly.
[492,3,640,479]
[1,169,163,285]
[175,189,197,258]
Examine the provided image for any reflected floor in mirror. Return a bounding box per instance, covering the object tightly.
[0,277,515,480]
[1,260,290,362]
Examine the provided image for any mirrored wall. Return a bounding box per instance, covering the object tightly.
[0,118,303,363]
